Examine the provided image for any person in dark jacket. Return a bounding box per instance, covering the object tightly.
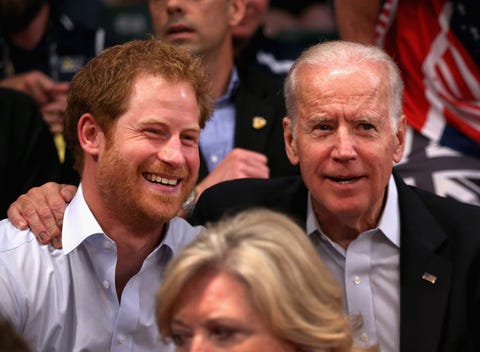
[0,87,62,218]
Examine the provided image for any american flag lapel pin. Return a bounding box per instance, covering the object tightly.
[422,272,437,284]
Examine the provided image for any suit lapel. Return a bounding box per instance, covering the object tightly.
[198,75,281,181]
[233,81,277,152]
[396,176,452,352]
[198,151,209,181]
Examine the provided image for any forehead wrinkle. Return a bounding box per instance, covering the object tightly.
[298,90,383,120]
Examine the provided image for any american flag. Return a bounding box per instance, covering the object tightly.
[422,272,438,284]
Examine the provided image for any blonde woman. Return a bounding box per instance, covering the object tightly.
[156,208,372,352]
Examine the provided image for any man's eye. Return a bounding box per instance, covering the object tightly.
[360,123,374,131]
[181,134,199,144]
[144,128,161,135]
[314,124,331,131]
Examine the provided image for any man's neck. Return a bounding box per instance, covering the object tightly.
[113,228,165,300]
[200,42,235,99]
[315,209,381,250]
[82,180,166,300]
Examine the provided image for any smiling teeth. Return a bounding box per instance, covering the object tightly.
[330,177,356,184]
[145,174,178,186]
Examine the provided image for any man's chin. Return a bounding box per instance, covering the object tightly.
[144,206,179,224]
[167,40,202,56]
[154,199,183,219]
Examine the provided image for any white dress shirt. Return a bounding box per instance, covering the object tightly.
[0,184,202,352]
[306,175,401,352]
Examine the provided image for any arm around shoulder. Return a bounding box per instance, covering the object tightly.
[7,182,78,248]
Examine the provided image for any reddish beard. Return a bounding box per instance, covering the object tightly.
[96,145,194,229]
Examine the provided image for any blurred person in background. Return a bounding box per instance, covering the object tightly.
[233,0,308,77]
[0,0,106,185]
[233,0,337,77]
[0,0,105,135]
[265,0,336,38]
[0,87,62,218]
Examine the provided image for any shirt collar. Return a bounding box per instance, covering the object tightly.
[62,184,202,255]
[306,175,400,248]
[215,67,239,105]
[62,183,104,254]
[378,175,400,247]
[160,217,202,254]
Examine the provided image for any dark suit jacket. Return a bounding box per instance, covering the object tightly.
[192,173,480,352]
[197,68,299,181]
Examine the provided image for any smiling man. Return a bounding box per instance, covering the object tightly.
[0,38,213,351]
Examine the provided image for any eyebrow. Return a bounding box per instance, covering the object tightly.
[138,119,201,132]
[171,318,190,329]
[171,316,249,328]
[304,115,330,126]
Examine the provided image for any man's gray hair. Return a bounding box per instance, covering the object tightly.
[284,40,404,134]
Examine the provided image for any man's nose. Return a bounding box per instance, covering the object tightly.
[158,137,184,166]
[331,129,357,160]
[166,0,185,14]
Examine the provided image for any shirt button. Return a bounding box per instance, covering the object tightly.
[103,280,110,289]
[360,333,369,342]
[118,335,126,344]
[353,276,361,285]
[210,155,218,163]
[104,241,113,249]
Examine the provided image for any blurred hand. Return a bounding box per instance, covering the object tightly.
[7,182,78,249]
[1,72,70,133]
[41,89,68,134]
[0,71,58,106]
[196,148,270,196]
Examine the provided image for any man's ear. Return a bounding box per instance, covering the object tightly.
[283,117,299,165]
[78,113,104,157]
[393,114,406,164]
[229,0,246,27]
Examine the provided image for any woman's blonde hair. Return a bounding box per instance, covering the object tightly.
[156,208,355,352]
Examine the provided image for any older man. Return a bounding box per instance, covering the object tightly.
[192,41,480,352]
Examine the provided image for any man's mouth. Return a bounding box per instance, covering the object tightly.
[327,176,361,184]
[166,24,193,36]
[143,173,179,186]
